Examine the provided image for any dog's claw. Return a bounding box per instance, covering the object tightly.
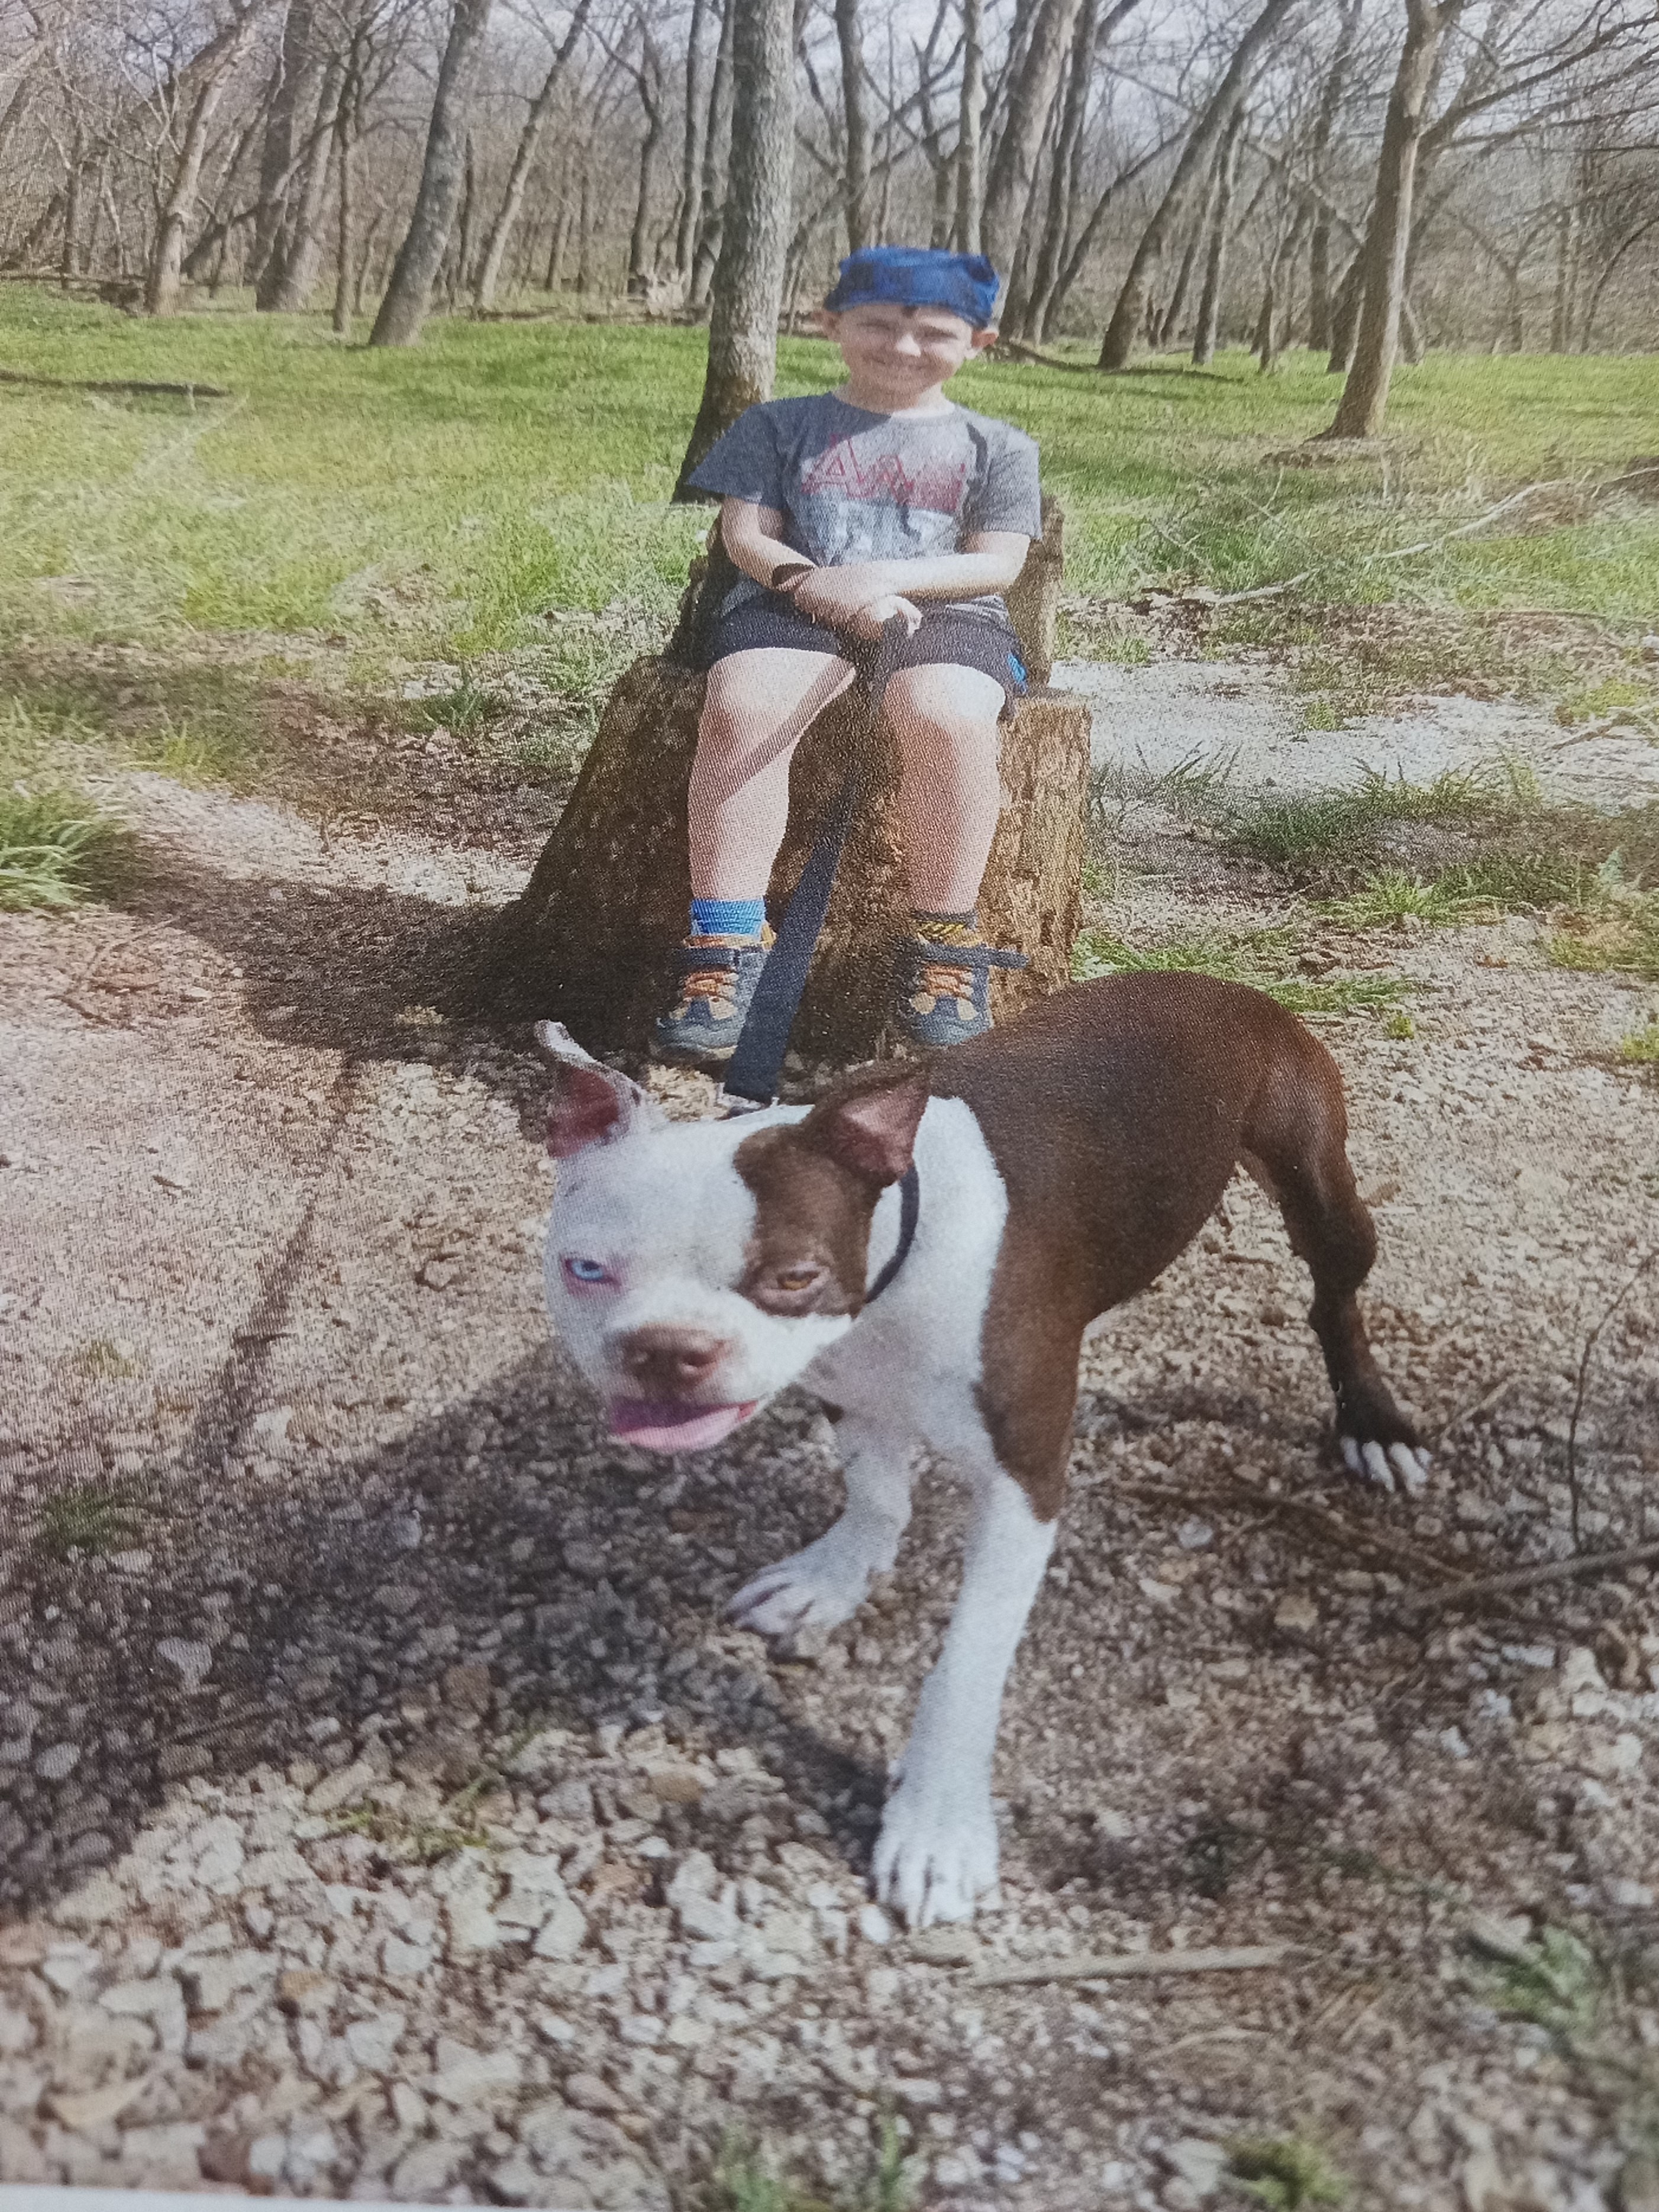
[1340,1436,1363,1478]
[727,1531,878,1641]
[1359,1440,1396,1492]
[872,1788,998,1928]
[1389,1441,1431,1495]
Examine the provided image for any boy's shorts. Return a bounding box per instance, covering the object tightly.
[704,590,1028,721]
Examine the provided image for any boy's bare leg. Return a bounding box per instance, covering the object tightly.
[689,648,857,900]
[883,664,1005,913]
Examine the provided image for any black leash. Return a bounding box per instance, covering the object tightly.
[718,609,913,1112]
[716,608,922,1305]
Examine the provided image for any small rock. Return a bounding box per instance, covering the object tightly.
[33,1742,80,1781]
[50,2079,145,2131]
[908,1925,977,1965]
[276,1968,335,2016]
[1273,1591,1319,1633]
[306,1759,377,1814]
[857,1903,893,1946]
[563,2071,624,2114]
[50,1873,126,1927]
[156,1638,212,1690]
[1176,1519,1213,1551]
[1164,2139,1228,2200]
[343,2009,407,2072]
[417,1259,459,1290]
[647,1765,706,1806]
[564,1539,610,1580]
[443,1659,493,1712]
[539,1776,596,1824]
[430,2038,521,2105]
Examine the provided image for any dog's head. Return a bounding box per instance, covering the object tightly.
[537,1024,927,1453]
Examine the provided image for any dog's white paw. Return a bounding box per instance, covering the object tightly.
[872,1786,999,1928]
[727,1533,876,1641]
[1341,1434,1431,1497]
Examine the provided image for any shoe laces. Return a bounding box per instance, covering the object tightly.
[916,957,979,1007]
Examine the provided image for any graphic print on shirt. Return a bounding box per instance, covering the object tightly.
[798,437,970,516]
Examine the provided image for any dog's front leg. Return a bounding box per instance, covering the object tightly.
[873,1464,1054,1927]
[727,1410,916,1642]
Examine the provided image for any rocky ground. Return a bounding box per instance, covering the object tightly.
[2,640,1658,2211]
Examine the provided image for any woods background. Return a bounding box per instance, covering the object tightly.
[3,0,1658,411]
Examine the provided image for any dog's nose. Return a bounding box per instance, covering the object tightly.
[615,1325,734,1396]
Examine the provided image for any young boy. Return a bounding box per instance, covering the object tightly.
[656,243,1042,1065]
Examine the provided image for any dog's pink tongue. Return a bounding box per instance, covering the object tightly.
[609,1400,756,1452]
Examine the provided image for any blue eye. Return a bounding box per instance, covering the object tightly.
[563,1257,614,1287]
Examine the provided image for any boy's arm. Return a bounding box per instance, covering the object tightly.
[792,532,1029,628]
[719,497,819,590]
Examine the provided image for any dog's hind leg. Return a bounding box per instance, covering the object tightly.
[1241,1020,1429,1497]
[727,1409,917,1643]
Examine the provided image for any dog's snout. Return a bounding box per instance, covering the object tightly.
[615,1324,733,1396]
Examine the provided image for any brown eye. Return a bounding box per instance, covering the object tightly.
[775,1265,821,1293]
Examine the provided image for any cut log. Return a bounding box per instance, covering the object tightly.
[494,498,1091,1071]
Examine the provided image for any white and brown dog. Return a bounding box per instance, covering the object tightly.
[537,975,1428,1927]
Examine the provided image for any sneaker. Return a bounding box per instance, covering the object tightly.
[653,929,773,1065]
[893,933,1028,1050]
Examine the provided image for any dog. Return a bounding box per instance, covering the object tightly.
[535,973,1428,1927]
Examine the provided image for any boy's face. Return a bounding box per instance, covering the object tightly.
[820,302,996,396]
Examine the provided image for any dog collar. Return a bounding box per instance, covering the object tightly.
[864,1163,920,1304]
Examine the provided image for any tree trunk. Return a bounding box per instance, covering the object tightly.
[689,0,737,310]
[254,0,314,305]
[834,0,872,250]
[1257,202,1308,370]
[1325,250,1363,370]
[60,125,85,285]
[1550,202,1579,353]
[1325,0,1463,440]
[1190,103,1243,367]
[1098,0,1296,370]
[676,0,712,277]
[369,0,493,347]
[495,503,1086,1067]
[981,0,1086,273]
[953,0,984,253]
[577,165,595,292]
[1154,199,1205,348]
[1015,0,1098,340]
[331,62,356,334]
[473,0,592,312]
[146,21,256,322]
[673,0,795,497]
[627,78,664,295]
[266,50,346,309]
[1305,0,1362,350]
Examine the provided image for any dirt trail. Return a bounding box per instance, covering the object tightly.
[2,655,1658,2212]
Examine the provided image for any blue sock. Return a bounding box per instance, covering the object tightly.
[690,896,766,939]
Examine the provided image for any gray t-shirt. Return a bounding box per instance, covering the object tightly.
[687,392,1041,621]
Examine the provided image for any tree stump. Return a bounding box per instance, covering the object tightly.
[496,498,1091,1069]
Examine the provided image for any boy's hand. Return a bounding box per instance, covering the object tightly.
[790,563,900,629]
[845,593,922,642]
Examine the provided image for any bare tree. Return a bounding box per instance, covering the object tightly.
[1192,98,1245,364]
[145,0,272,314]
[1098,0,1301,369]
[834,0,872,247]
[1324,0,1466,438]
[368,0,493,344]
[472,0,592,309]
[674,0,795,495]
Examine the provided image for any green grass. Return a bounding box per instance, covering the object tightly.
[1226,764,1506,875]
[36,1482,146,1559]
[4,289,1658,671]
[1071,923,1407,1016]
[703,2117,912,2212]
[0,783,128,909]
[1621,1017,1659,1064]
[1550,897,1659,979]
[1227,2136,1349,2209]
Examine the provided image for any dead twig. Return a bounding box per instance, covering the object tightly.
[973,1943,1292,1989]
[1409,1538,1659,1617]
[1434,1373,1516,1449]
[1567,1252,1656,1552]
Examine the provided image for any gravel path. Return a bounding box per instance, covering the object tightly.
[2,652,1658,2211]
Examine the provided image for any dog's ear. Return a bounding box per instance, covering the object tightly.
[806,1076,928,1186]
[535,1022,650,1159]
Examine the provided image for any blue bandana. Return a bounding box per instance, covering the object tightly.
[824,246,1002,330]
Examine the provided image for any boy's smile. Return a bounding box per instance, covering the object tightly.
[821,302,999,414]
